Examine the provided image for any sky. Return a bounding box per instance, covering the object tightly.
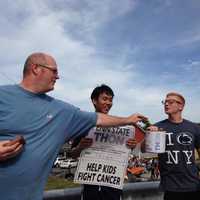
[0,0,200,123]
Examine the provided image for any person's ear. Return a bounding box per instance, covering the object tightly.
[92,99,97,107]
[31,64,41,75]
[179,104,184,111]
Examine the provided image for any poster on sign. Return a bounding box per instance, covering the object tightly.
[74,126,135,189]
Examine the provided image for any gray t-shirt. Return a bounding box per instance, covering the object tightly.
[156,119,200,192]
[0,84,97,200]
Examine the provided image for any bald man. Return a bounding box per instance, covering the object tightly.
[0,52,147,200]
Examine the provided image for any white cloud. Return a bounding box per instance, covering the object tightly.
[0,0,200,123]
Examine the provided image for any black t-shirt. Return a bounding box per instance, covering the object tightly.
[155,119,200,192]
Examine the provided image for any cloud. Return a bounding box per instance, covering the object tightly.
[0,0,200,123]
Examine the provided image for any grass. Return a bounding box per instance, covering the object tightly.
[45,176,80,191]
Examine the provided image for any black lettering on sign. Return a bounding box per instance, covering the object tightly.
[97,174,120,185]
[95,127,131,137]
[94,132,125,145]
[77,172,96,181]
[86,163,102,172]
[102,165,117,174]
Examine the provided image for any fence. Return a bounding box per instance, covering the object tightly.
[44,181,163,200]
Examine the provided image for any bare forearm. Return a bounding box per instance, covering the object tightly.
[96,113,130,127]
[96,113,147,127]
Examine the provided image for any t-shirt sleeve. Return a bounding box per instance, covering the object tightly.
[64,106,97,141]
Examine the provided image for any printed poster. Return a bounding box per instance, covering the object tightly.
[74,126,135,189]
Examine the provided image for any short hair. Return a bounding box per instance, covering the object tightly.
[91,84,114,100]
[166,92,185,105]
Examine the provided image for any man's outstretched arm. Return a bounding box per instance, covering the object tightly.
[96,113,148,127]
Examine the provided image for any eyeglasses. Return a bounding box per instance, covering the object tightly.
[34,63,58,75]
[161,99,182,105]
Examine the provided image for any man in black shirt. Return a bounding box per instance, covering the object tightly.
[71,84,137,200]
[147,92,200,200]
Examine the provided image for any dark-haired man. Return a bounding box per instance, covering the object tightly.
[71,84,137,200]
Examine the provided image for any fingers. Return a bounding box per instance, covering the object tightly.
[147,126,159,131]
[79,138,93,149]
[3,136,25,153]
[0,140,11,146]
[136,114,148,121]
[0,144,23,161]
[3,142,23,153]
[7,136,25,146]
[0,140,19,152]
[0,136,25,161]
[80,138,93,144]
[129,113,148,124]
[126,139,137,149]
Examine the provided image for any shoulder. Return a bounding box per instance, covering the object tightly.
[182,119,200,128]
[52,98,97,121]
[0,85,18,99]
[51,97,79,111]
[0,84,16,92]
[183,119,197,125]
[154,119,170,131]
[154,119,168,126]
[182,119,200,130]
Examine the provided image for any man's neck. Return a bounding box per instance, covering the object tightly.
[20,81,39,94]
[168,114,183,123]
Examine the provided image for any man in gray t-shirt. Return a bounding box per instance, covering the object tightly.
[0,52,147,200]
[147,92,200,200]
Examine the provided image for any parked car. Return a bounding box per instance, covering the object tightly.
[60,159,78,169]
[53,157,66,168]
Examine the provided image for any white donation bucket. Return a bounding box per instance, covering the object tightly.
[145,131,166,153]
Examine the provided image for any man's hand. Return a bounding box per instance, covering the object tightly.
[77,138,93,151]
[140,126,159,153]
[0,136,25,161]
[71,138,93,159]
[126,138,137,149]
[147,126,163,132]
[127,113,148,125]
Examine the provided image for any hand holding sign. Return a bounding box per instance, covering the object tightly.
[126,138,137,149]
[78,138,93,151]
